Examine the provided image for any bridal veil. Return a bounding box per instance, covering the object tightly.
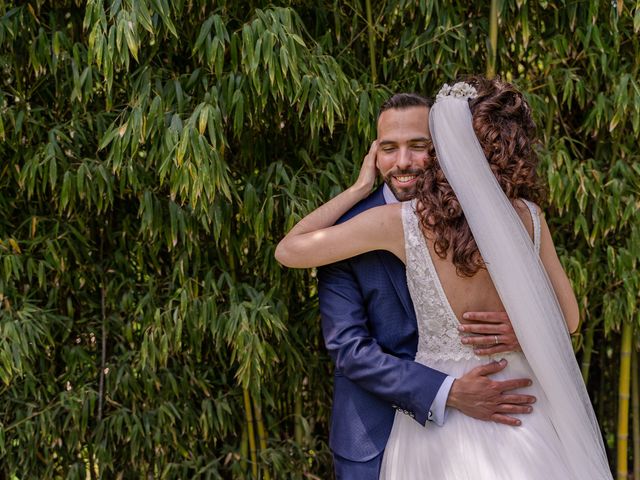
[428,93,612,479]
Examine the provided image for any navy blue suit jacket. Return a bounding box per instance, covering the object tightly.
[317,186,447,462]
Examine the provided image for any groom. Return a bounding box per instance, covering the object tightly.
[317,93,536,478]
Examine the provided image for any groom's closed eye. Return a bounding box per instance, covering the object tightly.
[410,143,428,150]
[380,145,398,153]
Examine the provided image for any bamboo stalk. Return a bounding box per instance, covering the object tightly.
[294,390,303,445]
[617,322,633,479]
[243,389,259,478]
[486,0,499,79]
[365,0,377,84]
[632,347,639,480]
[581,311,596,383]
[98,229,108,423]
[240,424,248,475]
[253,396,271,480]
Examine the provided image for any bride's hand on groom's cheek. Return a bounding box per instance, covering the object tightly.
[457,311,521,356]
[352,140,378,194]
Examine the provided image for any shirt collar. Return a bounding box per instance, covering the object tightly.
[383,184,401,204]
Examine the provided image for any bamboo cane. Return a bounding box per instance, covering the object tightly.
[581,311,596,383]
[617,322,633,479]
[486,0,498,79]
[365,0,377,84]
[240,425,248,475]
[243,389,259,478]
[253,396,271,480]
[632,347,639,480]
[294,391,303,445]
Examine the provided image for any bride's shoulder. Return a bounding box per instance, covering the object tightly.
[512,198,540,240]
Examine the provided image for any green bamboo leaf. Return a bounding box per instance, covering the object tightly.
[123,14,139,61]
[150,0,178,37]
[194,16,214,53]
[176,128,189,165]
[137,1,154,33]
[198,105,209,135]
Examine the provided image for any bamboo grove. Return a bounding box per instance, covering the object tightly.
[0,0,638,478]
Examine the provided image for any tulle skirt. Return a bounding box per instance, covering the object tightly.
[379,353,576,479]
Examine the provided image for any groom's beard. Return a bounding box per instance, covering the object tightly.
[382,168,424,202]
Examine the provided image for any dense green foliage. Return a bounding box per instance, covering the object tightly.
[0,0,638,478]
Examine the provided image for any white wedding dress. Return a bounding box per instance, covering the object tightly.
[379,199,576,479]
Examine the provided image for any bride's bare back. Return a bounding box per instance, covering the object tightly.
[426,200,536,324]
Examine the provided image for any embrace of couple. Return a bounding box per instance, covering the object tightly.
[276,76,612,479]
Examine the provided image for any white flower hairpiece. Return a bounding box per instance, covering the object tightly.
[436,82,478,101]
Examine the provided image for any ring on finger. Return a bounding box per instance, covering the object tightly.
[494,335,499,345]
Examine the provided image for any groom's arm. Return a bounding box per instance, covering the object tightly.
[318,261,447,425]
[318,261,537,427]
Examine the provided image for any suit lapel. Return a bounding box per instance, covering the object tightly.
[367,188,415,319]
[377,251,414,320]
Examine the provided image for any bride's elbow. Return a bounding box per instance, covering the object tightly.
[275,240,300,268]
[274,241,290,266]
[565,300,580,334]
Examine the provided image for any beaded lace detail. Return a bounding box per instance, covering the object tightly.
[401,200,540,364]
[402,200,474,363]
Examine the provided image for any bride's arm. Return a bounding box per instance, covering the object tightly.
[275,142,405,268]
[276,203,404,268]
[538,211,580,333]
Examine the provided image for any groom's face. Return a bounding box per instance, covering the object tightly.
[376,106,430,202]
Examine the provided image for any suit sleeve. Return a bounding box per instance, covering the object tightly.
[318,260,448,425]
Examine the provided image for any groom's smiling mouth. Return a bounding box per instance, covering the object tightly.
[394,174,419,184]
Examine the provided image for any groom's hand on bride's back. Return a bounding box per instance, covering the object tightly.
[446,359,536,426]
[458,311,521,356]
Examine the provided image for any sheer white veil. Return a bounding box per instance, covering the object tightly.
[428,90,612,479]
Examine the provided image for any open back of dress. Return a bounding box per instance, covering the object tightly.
[379,199,574,480]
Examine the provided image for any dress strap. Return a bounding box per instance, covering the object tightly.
[521,199,541,255]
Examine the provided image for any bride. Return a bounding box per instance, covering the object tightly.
[275,76,611,479]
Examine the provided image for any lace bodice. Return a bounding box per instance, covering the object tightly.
[401,199,540,363]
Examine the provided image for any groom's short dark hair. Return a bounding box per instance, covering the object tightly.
[378,93,433,119]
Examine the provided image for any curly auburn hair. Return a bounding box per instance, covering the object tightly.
[415,76,545,277]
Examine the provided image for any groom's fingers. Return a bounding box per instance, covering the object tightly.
[499,394,537,405]
[473,345,515,355]
[459,323,508,335]
[491,402,536,426]
[490,414,523,426]
[495,378,534,392]
[472,359,507,375]
[462,311,509,323]
[459,323,520,354]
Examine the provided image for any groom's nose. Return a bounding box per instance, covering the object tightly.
[396,147,413,169]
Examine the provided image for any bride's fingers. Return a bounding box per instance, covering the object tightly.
[354,140,379,191]
[367,139,378,156]
[363,140,378,168]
